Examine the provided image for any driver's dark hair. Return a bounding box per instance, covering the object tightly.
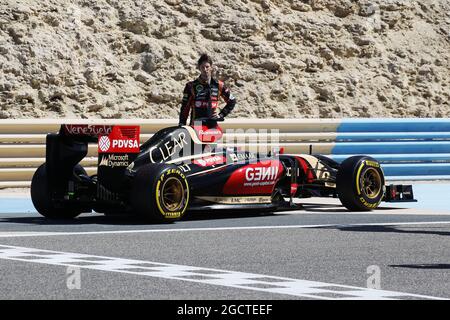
[197,53,213,67]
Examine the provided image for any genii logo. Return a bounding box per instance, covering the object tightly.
[223,160,284,195]
[245,166,279,182]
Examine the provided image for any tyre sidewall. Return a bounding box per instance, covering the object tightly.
[31,164,52,215]
[154,167,189,220]
[337,156,385,211]
[131,165,189,222]
[354,158,384,209]
[31,163,82,219]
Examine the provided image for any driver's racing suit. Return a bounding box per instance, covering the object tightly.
[179,78,236,126]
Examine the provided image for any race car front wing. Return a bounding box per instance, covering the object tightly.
[383,184,417,202]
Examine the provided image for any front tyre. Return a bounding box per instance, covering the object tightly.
[130,164,189,222]
[336,156,385,211]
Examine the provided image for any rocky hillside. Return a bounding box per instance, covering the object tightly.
[0,0,449,119]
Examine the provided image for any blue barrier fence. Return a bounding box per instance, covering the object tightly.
[329,119,450,180]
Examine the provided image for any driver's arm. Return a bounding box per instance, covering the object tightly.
[179,82,194,126]
[218,82,236,119]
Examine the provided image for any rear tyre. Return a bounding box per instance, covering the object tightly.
[31,163,84,219]
[336,156,385,211]
[130,164,189,222]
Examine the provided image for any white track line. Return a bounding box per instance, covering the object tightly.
[0,244,445,300]
[0,221,449,238]
[282,209,450,216]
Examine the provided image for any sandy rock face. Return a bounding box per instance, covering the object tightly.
[0,0,449,119]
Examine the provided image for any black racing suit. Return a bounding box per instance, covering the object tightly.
[179,78,236,126]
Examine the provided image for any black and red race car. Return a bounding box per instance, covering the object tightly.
[31,119,415,221]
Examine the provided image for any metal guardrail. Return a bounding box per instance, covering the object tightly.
[0,118,449,188]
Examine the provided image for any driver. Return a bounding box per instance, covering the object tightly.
[178,54,236,126]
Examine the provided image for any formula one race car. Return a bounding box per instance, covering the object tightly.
[31,119,416,222]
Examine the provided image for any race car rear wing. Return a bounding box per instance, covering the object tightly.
[45,124,140,196]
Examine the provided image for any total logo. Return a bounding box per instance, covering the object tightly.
[245,166,279,182]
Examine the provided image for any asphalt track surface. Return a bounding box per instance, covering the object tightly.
[0,183,449,300]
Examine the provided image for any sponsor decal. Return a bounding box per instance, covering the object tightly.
[149,131,189,162]
[244,166,279,187]
[365,160,380,168]
[192,125,223,143]
[111,139,138,149]
[193,101,209,108]
[99,154,130,168]
[198,128,221,136]
[99,156,108,167]
[63,124,113,136]
[195,84,203,92]
[359,197,379,209]
[193,155,226,167]
[223,160,284,195]
[197,196,271,204]
[229,152,256,162]
[127,162,135,172]
[99,136,111,153]
[98,125,140,154]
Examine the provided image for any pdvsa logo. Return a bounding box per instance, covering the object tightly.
[98,125,140,154]
[112,139,139,149]
[99,136,111,152]
[99,137,139,153]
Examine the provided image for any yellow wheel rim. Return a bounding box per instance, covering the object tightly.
[361,168,382,199]
[160,177,185,211]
